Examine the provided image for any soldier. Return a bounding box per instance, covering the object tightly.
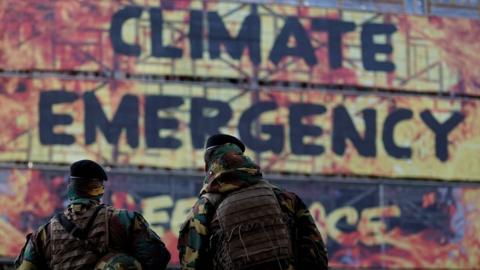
[15,159,171,270]
[178,134,328,270]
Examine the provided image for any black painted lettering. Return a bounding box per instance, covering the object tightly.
[39,91,77,145]
[207,9,261,64]
[269,16,317,66]
[190,98,233,149]
[145,95,183,149]
[238,102,284,153]
[332,105,376,157]
[109,6,142,56]
[189,10,203,59]
[84,92,139,148]
[420,110,464,162]
[150,8,183,58]
[383,109,413,159]
[361,23,397,72]
[312,19,355,69]
[289,103,326,155]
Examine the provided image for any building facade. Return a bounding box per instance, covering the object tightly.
[0,0,479,269]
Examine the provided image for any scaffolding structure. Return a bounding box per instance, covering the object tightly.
[1,1,480,268]
[236,0,480,18]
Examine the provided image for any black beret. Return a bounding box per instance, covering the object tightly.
[205,134,245,153]
[70,159,108,181]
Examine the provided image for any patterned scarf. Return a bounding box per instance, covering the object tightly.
[67,178,104,204]
[201,143,262,195]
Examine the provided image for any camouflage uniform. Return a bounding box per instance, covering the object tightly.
[94,253,143,270]
[15,200,171,270]
[178,143,328,270]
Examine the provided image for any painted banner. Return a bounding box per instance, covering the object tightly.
[1,168,479,269]
[1,1,480,95]
[0,77,479,180]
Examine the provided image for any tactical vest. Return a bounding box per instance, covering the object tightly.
[49,205,113,270]
[208,181,293,270]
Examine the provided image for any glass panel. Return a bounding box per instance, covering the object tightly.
[234,0,480,19]
[303,0,340,8]
[429,0,480,18]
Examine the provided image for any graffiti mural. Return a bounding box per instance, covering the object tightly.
[1,1,479,269]
[0,168,479,268]
[0,78,478,180]
[1,1,480,95]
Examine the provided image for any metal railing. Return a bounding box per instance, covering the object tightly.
[237,0,480,19]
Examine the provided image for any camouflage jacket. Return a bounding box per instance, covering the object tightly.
[178,143,328,270]
[15,200,171,270]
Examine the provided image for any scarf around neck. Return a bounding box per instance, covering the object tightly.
[67,178,104,204]
[201,143,262,195]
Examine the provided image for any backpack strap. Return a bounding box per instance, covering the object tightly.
[202,193,223,208]
[202,180,271,209]
[55,204,105,240]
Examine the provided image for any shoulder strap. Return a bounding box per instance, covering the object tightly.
[202,192,223,208]
[14,233,32,267]
[203,180,274,210]
[55,204,105,240]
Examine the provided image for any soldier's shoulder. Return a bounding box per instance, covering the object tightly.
[264,183,305,214]
[108,206,150,226]
[264,181,299,202]
[37,221,51,231]
[106,206,136,226]
[106,205,133,216]
[30,220,52,242]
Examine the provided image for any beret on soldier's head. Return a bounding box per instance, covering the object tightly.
[70,159,108,181]
[205,134,245,153]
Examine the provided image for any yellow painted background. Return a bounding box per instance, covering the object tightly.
[0,78,478,180]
